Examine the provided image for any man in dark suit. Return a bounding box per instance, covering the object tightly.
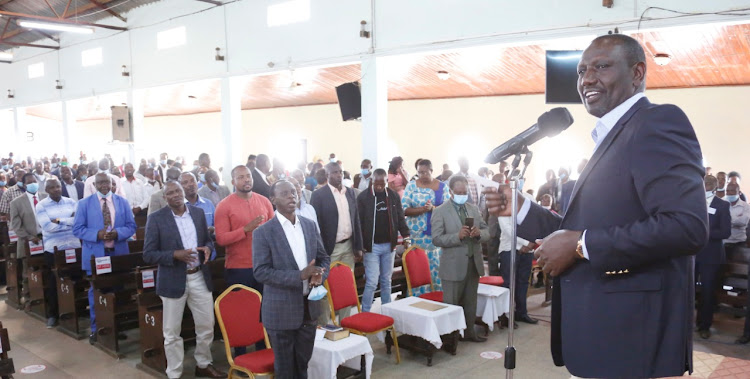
[251,154,272,199]
[253,180,330,379]
[143,181,225,379]
[310,162,363,323]
[60,166,84,202]
[695,175,731,339]
[486,34,708,378]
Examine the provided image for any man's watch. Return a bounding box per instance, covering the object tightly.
[575,233,585,259]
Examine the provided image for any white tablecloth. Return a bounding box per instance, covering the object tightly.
[476,283,510,331]
[380,296,466,348]
[308,333,374,379]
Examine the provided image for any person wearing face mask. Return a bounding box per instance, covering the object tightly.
[0,171,7,201]
[431,175,490,342]
[0,169,28,220]
[695,175,731,340]
[197,169,230,207]
[715,171,727,199]
[353,159,373,192]
[83,159,125,198]
[156,152,170,185]
[723,182,750,251]
[9,173,47,310]
[73,172,137,344]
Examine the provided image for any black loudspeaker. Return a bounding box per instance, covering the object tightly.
[335,82,361,121]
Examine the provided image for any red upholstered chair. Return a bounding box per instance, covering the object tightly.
[479,276,505,286]
[402,247,443,302]
[324,262,401,363]
[214,284,274,379]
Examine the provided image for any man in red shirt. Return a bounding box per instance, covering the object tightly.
[215,165,274,355]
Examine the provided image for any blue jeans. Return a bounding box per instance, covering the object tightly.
[361,243,395,313]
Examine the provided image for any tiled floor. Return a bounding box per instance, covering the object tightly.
[1,288,749,378]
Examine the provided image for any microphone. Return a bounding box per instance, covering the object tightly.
[485,107,574,164]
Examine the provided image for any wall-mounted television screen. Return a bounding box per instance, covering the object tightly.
[545,50,583,104]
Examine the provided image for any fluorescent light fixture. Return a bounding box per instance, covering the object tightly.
[0,51,12,62]
[18,20,94,34]
[157,26,186,50]
[267,0,310,27]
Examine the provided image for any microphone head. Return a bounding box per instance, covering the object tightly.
[538,107,574,138]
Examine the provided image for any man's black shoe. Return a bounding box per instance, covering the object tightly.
[736,335,750,344]
[517,314,539,324]
[89,333,97,345]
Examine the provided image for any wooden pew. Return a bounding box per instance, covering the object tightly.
[0,322,15,379]
[135,257,226,376]
[0,221,7,285]
[53,247,89,339]
[718,246,750,316]
[89,252,149,358]
[25,241,51,322]
[1,222,22,310]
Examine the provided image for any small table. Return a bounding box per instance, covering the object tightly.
[381,296,466,366]
[308,332,374,379]
[476,283,510,332]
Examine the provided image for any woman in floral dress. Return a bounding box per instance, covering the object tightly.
[401,159,450,296]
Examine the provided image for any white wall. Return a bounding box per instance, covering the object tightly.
[45,85,750,192]
[1,0,749,108]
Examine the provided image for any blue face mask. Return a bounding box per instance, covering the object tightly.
[330,158,336,163]
[453,194,469,205]
[51,163,58,168]
[193,165,199,171]
[199,173,206,182]
[725,194,739,203]
[307,285,327,301]
[99,191,112,198]
[0,181,5,187]
[559,173,567,180]
[17,181,24,188]
[160,160,167,165]
[705,190,715,199]
[25,183,39,194]
[361,169,370,176]
[80,175,87,181]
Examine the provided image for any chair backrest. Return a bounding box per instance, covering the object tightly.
[215,284,266,351]
[325,262,360,313]
[403,247,433,294]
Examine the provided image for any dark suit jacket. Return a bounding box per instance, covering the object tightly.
[696,196,731,265]
[252,215,330,330]
[143,205,214,298]
[517,97,708,378]
[251,169,272,199]
[61,180,85,201]
[559,179,575,216]
[310,185,363,255]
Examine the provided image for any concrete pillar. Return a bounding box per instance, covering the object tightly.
[61,101,76,161]
[127,89,146,164]
[221,76,243,186]
[12,107,26,158]
[360,56,388,169]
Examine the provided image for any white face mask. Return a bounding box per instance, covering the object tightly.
[705,190,715,199]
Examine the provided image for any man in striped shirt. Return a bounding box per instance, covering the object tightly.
[36,177,81,328]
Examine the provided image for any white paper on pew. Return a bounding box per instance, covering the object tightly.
[95,256,112,274]
[29,240,44,255]
[142,269,155,289]
[8,229,18,243]
[65,249,77,263]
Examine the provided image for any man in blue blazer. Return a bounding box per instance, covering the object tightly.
[253,180,330,379]
[72,172,136,344]
[143,181,225,379]
[486,34,708,378]
[696,175,731,339]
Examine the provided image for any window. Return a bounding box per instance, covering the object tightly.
[267,0,310,27]
[28,62,44,79]
[157,26,186,50]
[81,47,103,67]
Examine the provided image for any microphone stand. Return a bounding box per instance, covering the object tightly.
[504,147,532,379]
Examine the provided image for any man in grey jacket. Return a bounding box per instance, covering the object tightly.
[432,175,490,342]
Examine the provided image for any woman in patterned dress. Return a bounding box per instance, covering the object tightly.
[401,159,450,296]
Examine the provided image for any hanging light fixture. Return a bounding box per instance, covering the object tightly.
[18,20,94,34]
[653,53,671,66]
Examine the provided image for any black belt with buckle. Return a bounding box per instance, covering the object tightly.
[336,237,350,244]
[186,267,200,275]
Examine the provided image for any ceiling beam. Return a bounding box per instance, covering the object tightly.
[62,0,74,19]
[0,10,127,31]
[0,0,17,7]
[0,40,59,49]
[31,29,58,42]
[196,0,223,5]
[88,0,127,23]
[43,0,62,18]
[0,18,10,39]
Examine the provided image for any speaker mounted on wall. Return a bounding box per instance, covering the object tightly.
[111,105,134,142]
[335,81,361,121]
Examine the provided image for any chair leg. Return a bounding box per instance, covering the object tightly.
[227,367,234,379]
[391,327,401,364]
